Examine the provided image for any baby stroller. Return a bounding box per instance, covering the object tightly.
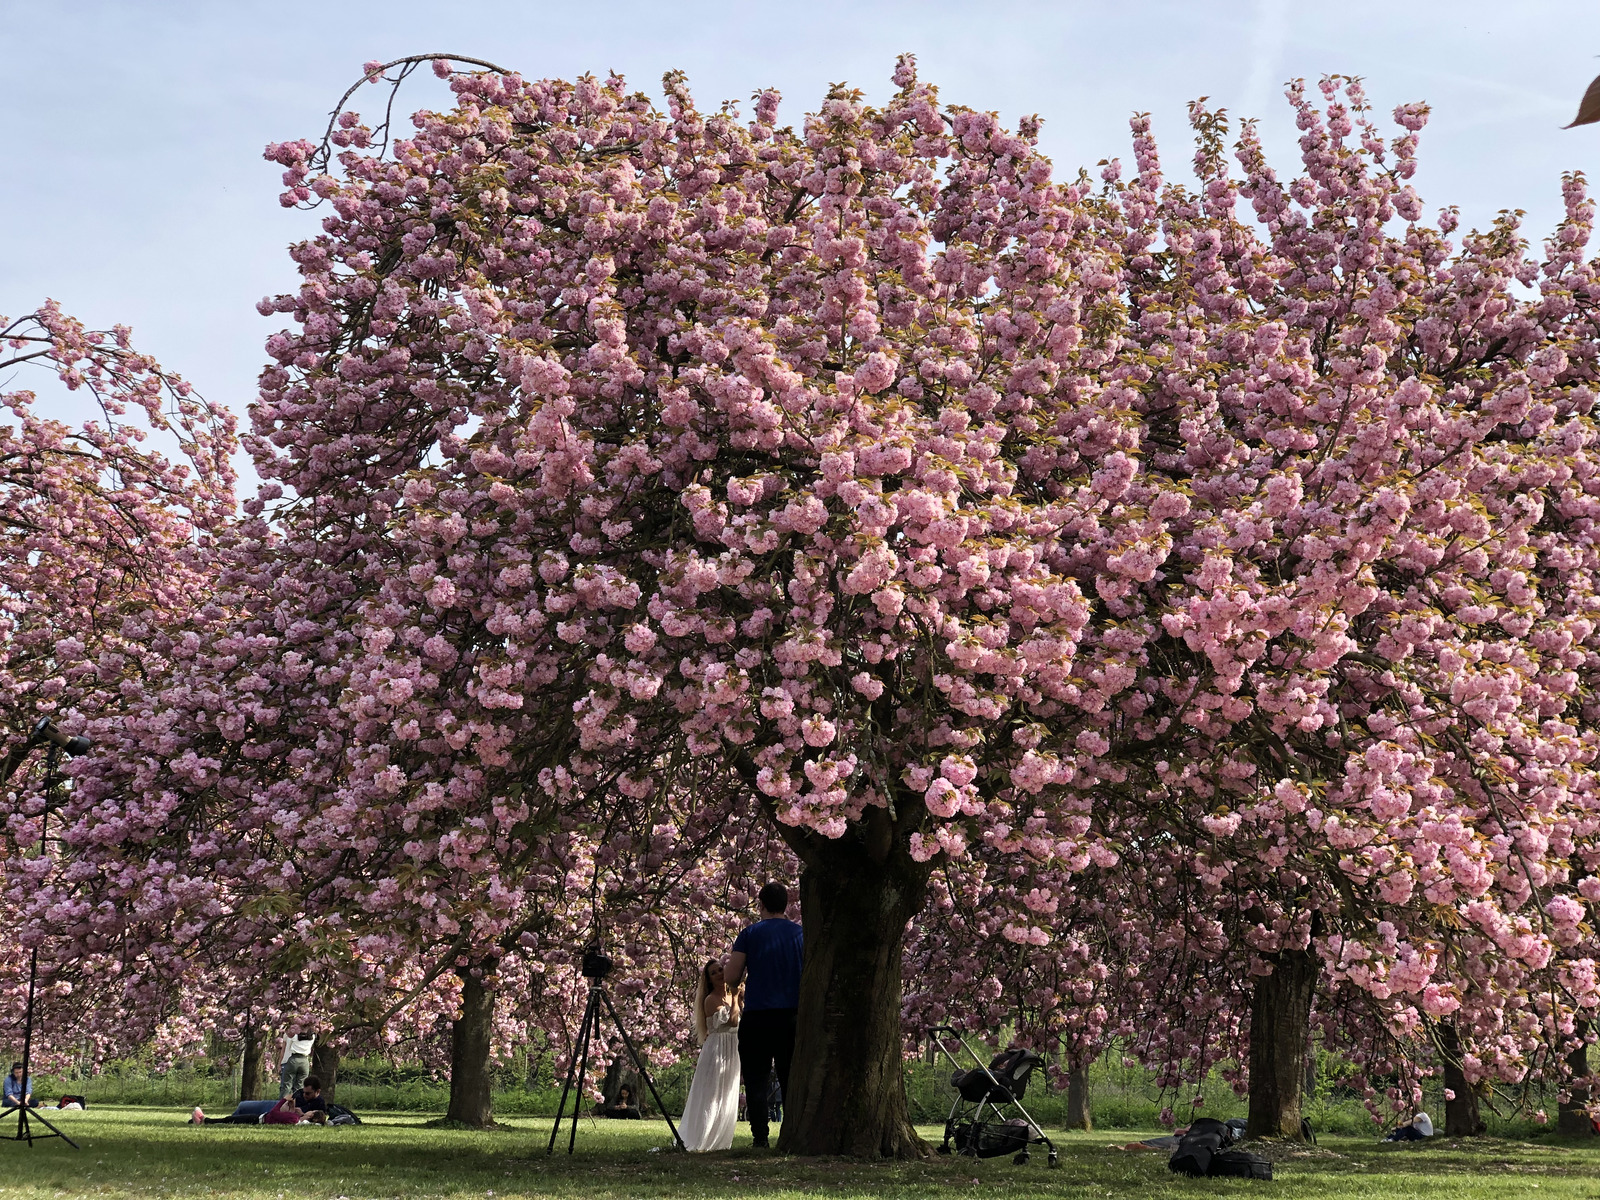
[927,1027,1059,1168]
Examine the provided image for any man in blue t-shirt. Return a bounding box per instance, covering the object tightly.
[726,881,803,1148]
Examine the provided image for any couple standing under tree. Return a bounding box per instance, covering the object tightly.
[678,882,803,1152]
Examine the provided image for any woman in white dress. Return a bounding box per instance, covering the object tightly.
[677,958,742,1152]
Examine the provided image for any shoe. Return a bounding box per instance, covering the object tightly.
[752,1136,770,1148]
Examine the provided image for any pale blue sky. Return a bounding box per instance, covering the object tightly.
[5,0,1599,484]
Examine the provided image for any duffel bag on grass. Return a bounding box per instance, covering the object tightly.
[1209,1150,1272,1180]
[951,1119,1030,1158]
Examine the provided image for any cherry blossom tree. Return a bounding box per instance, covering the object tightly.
[0,303,236,1063]
[916,77,1600,1141]
[234,50,1164,1155]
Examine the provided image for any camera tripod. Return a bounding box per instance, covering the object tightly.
[4,938,78,1149]
[3,734,82,1150]
[546,972,682,1154]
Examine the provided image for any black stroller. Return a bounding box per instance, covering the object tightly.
[927,1027,1059,1168]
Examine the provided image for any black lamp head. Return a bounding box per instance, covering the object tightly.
[31,718,92,757]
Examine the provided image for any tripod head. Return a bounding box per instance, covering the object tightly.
[581,943,614,982]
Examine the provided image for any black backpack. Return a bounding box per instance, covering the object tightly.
[1168,1118,1229,1177]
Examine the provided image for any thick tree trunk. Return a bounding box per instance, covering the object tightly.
[446,967,496,1127]
[778,830,929,1158]
[1065,1063,1092,1131]
[239,1026,264,1102]
[1558,1018,1594,1137]
[1440,1023,1485,1137]
[312,1037,341,1101]
[1246,947,1318,1140]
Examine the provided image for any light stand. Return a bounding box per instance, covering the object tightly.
[3,719,89,1150]
[546,946,682,1154]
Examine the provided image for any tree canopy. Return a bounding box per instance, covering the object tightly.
[4,56,1599,1150]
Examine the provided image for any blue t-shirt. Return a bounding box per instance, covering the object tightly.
[732,918,804,1011]
[3,1075,29,1101]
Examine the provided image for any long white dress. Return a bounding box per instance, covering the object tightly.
[678,1004,741,1152]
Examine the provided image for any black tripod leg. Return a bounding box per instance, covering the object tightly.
[597,987,683,1150]
[546,990,596,1156]
[545,1022,578,1154]
[567,991,599,1156]
[16,1107,75,1150]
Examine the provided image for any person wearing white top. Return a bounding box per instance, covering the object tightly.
[1384,1110,1433,1141]
[279,1030,315,1098]
[676,960,742,1152]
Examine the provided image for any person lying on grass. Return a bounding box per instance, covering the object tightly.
[262,1093,316,1125]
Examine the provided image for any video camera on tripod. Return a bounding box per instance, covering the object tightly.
[547,942,682,1154]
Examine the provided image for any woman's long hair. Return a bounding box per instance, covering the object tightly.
[694,959,717,1045]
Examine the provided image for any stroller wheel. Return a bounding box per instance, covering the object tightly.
[936,1144,951,1155]
[1013,1151,1030,1165]
[1047,1152,1059,1169]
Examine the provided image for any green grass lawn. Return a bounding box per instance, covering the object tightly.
[0,1107,1594,1199]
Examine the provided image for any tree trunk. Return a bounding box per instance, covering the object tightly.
[1246,947,1318,1140]
[778,829,929,1158]
[1303,1033,1317,1101]
[312,1037,341,1101]
[239,1026,264,1102]
[446,967,496,1127]
[1065,1063,1092,1131]
[1558,1018,1594,1137]
[1440,1023,1485,1137]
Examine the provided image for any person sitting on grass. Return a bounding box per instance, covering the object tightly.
[292,1076,329,1125]
[2,1064,35,1109]
[597,1085,641,1119]
[1383,1110,1433,1142]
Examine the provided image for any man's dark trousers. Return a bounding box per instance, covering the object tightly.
[738,1007,796,1144]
